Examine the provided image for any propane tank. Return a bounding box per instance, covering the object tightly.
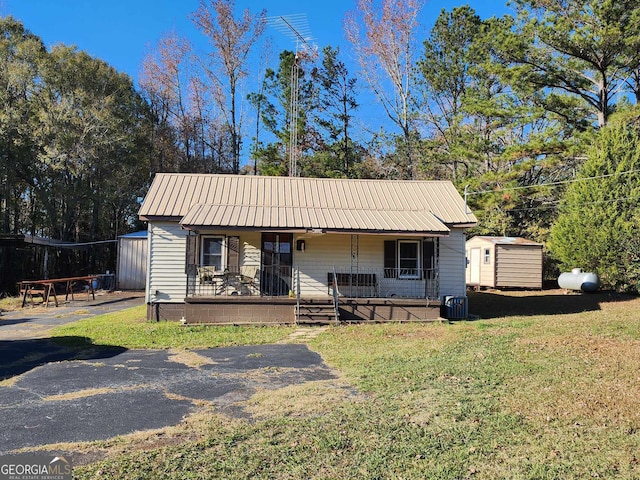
[557,268,600,292]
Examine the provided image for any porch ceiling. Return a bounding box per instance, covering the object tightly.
[179,203,451,235]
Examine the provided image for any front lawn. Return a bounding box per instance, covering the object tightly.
[51,305,295,349]
[52,292,640,478]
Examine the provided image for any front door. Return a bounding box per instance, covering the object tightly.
[261,233,293,296]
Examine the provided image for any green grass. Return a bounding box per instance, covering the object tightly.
[46,294,640,478]
[51,305,295,349]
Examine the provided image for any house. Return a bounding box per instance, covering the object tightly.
[465,236,543,290]
[138,173,477,324]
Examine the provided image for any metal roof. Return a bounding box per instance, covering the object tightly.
[139,174,477,235]
[118,230,148,239]
[468,236,542,246]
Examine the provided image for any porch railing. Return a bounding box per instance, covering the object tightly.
[327,266,439,300]
[330,267,341,323]
[186,264,292,297]
[186,264,438,300]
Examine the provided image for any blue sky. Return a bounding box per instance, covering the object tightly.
[1,0,511,143]
[2,0,510,84]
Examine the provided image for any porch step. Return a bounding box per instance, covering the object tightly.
[295,302,339,324]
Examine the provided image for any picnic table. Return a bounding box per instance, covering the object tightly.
[20,275,99,308]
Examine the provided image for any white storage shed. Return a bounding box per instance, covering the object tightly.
[466,236,543,289]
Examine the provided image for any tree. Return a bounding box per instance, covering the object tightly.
[550,107,640,291]
[190,0,266,174]
[344,0,424,178]
[311,46,360,177]
[250,50,317,176]
[498,0,640,127]
[0,16,46,234]
[35,45,149,246]
[140,31,203,173]
[417,6,484,179]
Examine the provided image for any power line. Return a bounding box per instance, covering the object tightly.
[465,168,640,197]
[478,193,640,214]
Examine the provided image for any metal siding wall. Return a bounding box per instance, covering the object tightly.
[495,245,542,288]
[117,238,148,290]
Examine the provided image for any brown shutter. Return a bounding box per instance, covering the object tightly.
[185,234,197,274]
[384,240,397,278]
[422,240,435,279]
[227,236,240,273]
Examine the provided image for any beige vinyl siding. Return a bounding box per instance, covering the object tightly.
[293,234,350,297]
[439,229,467,297]
[240,232,261,268]
[192,229,261,274]
[294,234,363,297]
[147,222,188,303]
[495,245,542,289]
[293,234,441,298]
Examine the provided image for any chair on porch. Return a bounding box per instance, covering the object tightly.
[240,265,260,295]
[198,266,224,295]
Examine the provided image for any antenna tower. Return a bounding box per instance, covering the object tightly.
[267,14,316,177]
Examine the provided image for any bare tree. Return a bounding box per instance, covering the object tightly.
[140,30,194,172]
[191,0,266,174]
[344,0,423,178]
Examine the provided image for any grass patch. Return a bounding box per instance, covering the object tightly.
[42,293,640,478]
[50,305,295,349]
[0,295,37,312]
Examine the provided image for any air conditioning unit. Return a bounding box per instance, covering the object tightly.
[441,295,468,320]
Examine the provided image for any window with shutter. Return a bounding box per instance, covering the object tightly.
[201,236,225,270]
[398,240,420,279]
[384,240,397,278]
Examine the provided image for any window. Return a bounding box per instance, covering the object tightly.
[201,236,224,270]
[398,240,420,279]
[483,248,491,264]
[384,239,436,279]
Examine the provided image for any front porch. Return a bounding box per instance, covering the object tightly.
[183,295,444,325]
[186,264,440,300]
[181,264,444,324]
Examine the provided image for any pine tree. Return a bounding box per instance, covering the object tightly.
[550,107,640,291]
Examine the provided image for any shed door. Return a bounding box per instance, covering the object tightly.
[469,247,481,284]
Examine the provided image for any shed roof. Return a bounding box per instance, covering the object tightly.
[139,174,477,235]
[119,230,148,239]
[467,236,542,246]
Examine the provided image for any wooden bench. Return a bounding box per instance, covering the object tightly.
[18,284,47,306]
[328,272,378,296]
